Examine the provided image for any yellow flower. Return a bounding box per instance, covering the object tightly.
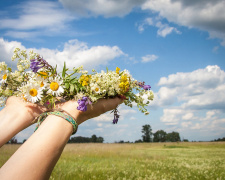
[50,82,59,91]
[116,67,120,74]
[119,75,130,93]
[79,74,91,86]
[38,71,48,79]
[121,75,128,82]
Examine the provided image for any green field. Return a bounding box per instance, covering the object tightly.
[1,142,225,180]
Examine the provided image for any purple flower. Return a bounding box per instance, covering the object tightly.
[112,109,120,124]
[137,81,151,91]
[30,57,54,73]
[30,60,44,73]
[143,85,151,90]
[77,96,91,112]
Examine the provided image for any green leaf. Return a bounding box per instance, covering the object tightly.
[7,67,12,72]
[70,84,75,93]
[65,83,70,89]
[62,62,66,78]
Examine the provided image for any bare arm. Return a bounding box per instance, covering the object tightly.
[0,97,123,180]
[0,96,47,147]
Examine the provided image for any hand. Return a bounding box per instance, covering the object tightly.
[5,96,48,124]
[56,97,124,125]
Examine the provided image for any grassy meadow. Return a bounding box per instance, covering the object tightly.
[1,142,225,180]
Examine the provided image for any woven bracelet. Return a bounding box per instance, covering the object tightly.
[35,109,78,135]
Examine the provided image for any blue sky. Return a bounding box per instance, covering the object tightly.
[0,0,225,143]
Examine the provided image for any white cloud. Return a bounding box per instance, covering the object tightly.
[141,54,158,63]
[138,17,181,37]
[155,21,181,37]
[152,65,225,140]
[182,112,194,120]
[156,65,225,110]
[0,38,124,70]
[142,0,225,46]
[0,38,25,68]
[0,1,75,39]
[59,0,146,17]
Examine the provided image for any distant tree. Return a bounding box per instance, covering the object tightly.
[135,139,143,143]
[68,135,104,143]
[9,137,17,144]
[166,131,181,142]
[97,136,104,143]
[213,137,225,141]
[183,139,189,142]
[153,130,167,142]
[68,136,91,143]
[91,134,97,143]
[142,124,153,142]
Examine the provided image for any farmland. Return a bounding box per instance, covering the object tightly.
[1,142,225,179]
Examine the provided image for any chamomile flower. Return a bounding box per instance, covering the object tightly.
[47,77,64,96]
[36,71,48,89]
[0,70,8,83]
[91,83,101,94]
[23,83,43,103]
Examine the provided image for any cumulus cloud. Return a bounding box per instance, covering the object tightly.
[141,0,225,46]
[151,65,225,139]
[0,1,75,39]
[0,38,25,68]
[59,0,146,17]
[0,38,124,70]
[141,54,158,63]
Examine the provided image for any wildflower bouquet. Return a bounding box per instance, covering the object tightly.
[0,48,154,123]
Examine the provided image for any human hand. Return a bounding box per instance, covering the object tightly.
[55,97,124,125]
[5,96,47,124]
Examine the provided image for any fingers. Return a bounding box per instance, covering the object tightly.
[81,97,124,120]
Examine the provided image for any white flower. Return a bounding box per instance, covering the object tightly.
[147,90,154,101]
[91,83,101,94]
[17,65,24,72]
[0,62,7,72]
[145,111,150,115]
[24,83,43,103]
[0,70,8,83]
[47,77,64,96]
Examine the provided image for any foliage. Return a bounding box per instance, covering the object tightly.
[141,124,153,142]
[68,135,104,143]
[8,137,17,144]
[166,131,181,142]
[213,137,225,142]
[153,130,167,142]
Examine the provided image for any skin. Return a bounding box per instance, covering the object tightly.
[0,96,123,180]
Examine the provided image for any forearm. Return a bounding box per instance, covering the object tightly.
[0,106,34,147]
[0,115,73,180]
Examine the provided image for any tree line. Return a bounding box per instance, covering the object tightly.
[68,134,104,143]
[7,124,225,144]
[135,124,181,143]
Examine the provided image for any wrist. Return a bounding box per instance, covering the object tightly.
[57,100,86,125]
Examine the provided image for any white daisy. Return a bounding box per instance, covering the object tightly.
[24,83,43,103]
[91,83,101,94]
[47,76,64,96]
[0,70,8,83]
